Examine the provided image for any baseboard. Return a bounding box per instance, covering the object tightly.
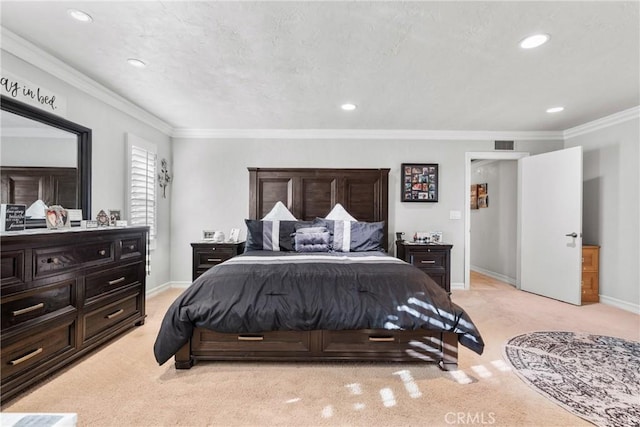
[170,281,191,289]
[146,281,191,298]
[471,265,516,285]
[599,295,640,314]
[451,282,466,291]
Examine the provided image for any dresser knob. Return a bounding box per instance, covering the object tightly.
[99,250,106,256]
[129,245,136,250]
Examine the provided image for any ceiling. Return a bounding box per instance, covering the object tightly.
[1,1,638,133]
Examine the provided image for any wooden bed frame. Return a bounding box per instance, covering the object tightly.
[174,168,458,369]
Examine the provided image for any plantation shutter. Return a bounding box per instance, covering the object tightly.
[127,134,157,244]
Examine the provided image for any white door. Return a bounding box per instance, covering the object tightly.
[520,146,583,305]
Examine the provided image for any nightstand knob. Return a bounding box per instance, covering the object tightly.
[211,248,216,251]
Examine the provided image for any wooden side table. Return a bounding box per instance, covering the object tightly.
[395,240,453,293]
[191,241,245,281]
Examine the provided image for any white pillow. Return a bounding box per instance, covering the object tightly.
[325,203,357,221]
[261,201,297,221]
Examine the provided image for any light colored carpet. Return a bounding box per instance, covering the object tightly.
[3,272,639,426]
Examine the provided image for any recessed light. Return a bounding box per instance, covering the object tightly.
[127,58,147,68]
[67,9,93,23]
[519,34,550,49]
[341,103,357,111]
[546,106,564,113]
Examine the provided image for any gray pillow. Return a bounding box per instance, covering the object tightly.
[314,218,385,252]
[293,226,331,252]
[245,219,312,252]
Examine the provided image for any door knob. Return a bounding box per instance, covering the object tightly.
[565,232,578,238]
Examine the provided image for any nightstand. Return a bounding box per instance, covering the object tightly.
[191,241,245,281]
[395,240,453,293]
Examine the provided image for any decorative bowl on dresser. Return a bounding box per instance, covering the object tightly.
[395,240,453,293]
[191,241,245,281]
[0,226,148,404]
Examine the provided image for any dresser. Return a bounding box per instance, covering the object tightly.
[581,245,600,303]
[395,241,453,293]
[0,226,148,403]
[191,241,245,281]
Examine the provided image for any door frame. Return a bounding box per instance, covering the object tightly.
[464,151,529,290]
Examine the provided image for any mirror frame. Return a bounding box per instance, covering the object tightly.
[1,95,92,219]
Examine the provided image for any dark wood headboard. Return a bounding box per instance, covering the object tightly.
[248,168,390,250]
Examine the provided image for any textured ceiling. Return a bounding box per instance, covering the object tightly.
[1,1,638,132]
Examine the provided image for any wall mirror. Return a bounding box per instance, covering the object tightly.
[1,95,91,222]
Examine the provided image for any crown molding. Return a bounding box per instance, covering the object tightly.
[1,28,173,136]
[171,128,564,141]
[563,106,640,139]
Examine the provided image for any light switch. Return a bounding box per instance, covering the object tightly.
[449,210,462,220]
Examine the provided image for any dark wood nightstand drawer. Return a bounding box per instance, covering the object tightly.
[195,247,235,267]
[409,251,446,268]
[84,263,142,302]
[1,280,74,330]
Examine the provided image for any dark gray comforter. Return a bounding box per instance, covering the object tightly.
[153,251,484,365]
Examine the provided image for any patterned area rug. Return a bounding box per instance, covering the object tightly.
[503,331,640,427]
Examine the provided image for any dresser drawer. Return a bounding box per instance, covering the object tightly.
[1,250,25,288]
[1,319,75,381]
[192,329,311,353]
[84,263,142,302]
[581,272,599,301]
[34,242,114,278]
[1,280,74,331]
[120,236,144,260]
[582,248,599,272]
[83,291,142,342]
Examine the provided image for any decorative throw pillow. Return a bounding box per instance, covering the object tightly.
[324,203,357,222]
[261,201,297,221]
[314,218,385,252]
[293,226,331,253]
[245,219,311,252]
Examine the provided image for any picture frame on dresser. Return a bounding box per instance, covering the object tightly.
[401,163,438,202]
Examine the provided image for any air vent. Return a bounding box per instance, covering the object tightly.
[495,140,514,150]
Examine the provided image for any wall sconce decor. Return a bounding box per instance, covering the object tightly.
[158,158,172,198]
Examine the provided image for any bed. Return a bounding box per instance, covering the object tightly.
[154,168,484,369]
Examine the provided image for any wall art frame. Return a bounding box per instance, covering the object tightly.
[401,163,439,202]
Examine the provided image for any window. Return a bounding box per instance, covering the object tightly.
[127,133,157,246]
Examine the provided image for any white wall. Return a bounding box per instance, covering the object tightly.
[564,117,640,309]
[170,138,563,284]
[1,51,173,292]
[470,160,517,283]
